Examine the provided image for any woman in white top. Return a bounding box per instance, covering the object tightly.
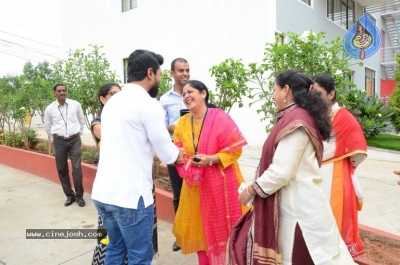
[229,70,356,265]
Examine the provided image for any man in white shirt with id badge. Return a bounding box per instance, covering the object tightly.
[44,84,86,207]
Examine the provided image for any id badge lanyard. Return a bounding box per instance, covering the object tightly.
[58,104,68,137]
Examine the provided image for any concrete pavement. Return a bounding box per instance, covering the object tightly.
[0,164,197,265]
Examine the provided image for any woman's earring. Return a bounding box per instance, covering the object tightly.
[283,97,287,103]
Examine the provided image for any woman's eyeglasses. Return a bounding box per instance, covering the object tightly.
[107,91,119,96]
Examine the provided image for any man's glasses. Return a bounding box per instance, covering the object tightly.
[107,91,119,96]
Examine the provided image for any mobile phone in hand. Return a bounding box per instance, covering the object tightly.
[193,157,201,162]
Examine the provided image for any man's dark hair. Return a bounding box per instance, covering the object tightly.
[171,58,188,71]
[127,50,164,82]
[53,84,66,91]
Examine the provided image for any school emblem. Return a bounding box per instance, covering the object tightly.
[342,12,382,60]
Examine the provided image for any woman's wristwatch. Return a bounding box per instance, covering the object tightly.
[208,156,213,166]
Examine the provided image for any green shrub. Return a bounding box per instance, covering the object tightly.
[81,147,99,164]
[0,131,4,145]
[388,87,400,134]
[3,132,25,148]
[35,141,49,152]
[341,89,393,137]
[27,128,38,145]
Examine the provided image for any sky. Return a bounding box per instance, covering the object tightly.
[0,0,64,77]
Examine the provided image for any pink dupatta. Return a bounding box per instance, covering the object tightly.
[176,108,247,264]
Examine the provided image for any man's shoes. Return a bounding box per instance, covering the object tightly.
[64,197,76,206]
[77,198,86,207]
[172,241,181,251]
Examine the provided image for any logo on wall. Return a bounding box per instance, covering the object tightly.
[342,12,382,60]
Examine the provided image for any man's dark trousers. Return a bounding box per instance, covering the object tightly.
[167,164,183,213]
[53,136,84,200]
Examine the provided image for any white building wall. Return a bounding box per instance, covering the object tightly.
[59,0,277,147]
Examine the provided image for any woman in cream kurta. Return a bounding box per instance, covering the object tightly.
[255,128,355,264]
[232,70,355,265]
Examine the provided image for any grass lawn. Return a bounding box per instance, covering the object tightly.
[366,134,400,152]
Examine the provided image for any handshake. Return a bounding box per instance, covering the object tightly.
[175,147,185,165]
[153,147,185,165]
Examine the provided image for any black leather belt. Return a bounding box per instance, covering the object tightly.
[53,133,79,140]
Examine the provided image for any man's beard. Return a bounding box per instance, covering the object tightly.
[148,82,159,98]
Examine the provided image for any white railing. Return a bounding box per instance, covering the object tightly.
[380,46,400,64]
[365,1,400,14]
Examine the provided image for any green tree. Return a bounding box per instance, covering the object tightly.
[0,75,31,149]
[249,30,391,135]
[20,61,54,124]
[0,76,16,132]
[156,70,172,100]
[209,58,248,113]
[52,45,120,130]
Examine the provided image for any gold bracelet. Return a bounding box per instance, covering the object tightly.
[246,186,255,197]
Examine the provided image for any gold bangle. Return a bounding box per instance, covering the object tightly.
[246,186,255,197]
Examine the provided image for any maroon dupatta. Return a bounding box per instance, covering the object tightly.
[229,106,323,265]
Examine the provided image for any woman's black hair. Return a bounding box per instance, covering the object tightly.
[313,74,337,102]
[97,83,121,116]
[275,70,331,141]
[184,80,217,108]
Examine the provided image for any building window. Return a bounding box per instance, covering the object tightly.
[123,58,128,83]
[365,68,375,96]
[300,0,311,5]
[122,0,137,12]
[327,0,354,30]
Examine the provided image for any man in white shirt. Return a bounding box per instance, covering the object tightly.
[159,58,189,251]
[92,49,184,265]
[44,84,86,207]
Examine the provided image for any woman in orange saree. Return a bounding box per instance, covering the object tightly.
[313,74,367,258]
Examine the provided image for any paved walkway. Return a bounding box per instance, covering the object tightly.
[0,164,197,265]
[0,116,398,264]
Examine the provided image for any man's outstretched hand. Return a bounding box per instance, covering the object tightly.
[175,148,185,165]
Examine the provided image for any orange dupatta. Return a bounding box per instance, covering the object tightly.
[323,107,367,257]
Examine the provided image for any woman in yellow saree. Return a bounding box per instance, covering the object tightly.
[173,80,248,265]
